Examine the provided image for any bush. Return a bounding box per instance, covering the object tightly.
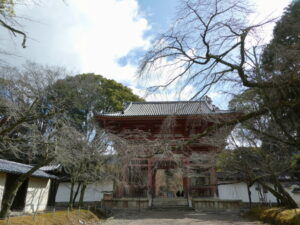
[248,207,300,225]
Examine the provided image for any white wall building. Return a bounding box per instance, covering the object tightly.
[24,177,51,213]
[218,182,300,206]
[0,159,56,213]
[0,173,6,208]
[55,181,113,203]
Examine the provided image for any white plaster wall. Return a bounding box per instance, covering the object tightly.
[218,182,300,206]
[55,181,113,203]
[218,182,277,203]
[24,177,50,213]
[0,173,6,209]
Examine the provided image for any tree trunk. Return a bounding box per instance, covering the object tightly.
[0,178,24,219]
[274,184,281,205]
[72,181,82,206]
[79,184,87,207]
[257,184,266,204]
[257,180,298,209]
[272,177,298,208]
[0,158,53,219]
[68,181,75,209]
[247,184,252,208]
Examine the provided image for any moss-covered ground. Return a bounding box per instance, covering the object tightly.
[0,209,100,225]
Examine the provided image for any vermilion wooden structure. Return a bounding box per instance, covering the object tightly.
[96,100,237,200]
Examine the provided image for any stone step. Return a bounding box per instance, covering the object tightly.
[152,198,187,201]
[151,206,193,210]
[152,201,188,205]
[152,198,188,207]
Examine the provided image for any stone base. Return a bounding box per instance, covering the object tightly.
[192,198,242,210]
[103,198,242,210]
[53,201,100,208]
[152,197,188,208]
[103,198,148,209]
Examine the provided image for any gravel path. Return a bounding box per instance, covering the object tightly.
[98,209,264,225]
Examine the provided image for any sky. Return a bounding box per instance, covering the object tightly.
[0,0,292,108]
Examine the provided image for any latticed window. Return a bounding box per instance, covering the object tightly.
[191,169,210,187]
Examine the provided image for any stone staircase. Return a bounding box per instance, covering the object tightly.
[151,198,190,209]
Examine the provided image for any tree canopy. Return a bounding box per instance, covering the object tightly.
[48,73,143,135]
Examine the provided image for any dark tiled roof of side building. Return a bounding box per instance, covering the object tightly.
[40,164,61,172]
[0,159,57,179]
[100,101,233,117]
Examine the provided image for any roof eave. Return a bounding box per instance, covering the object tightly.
[96,111,239,120]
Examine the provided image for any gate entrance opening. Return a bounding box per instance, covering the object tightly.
[155,169,183,198]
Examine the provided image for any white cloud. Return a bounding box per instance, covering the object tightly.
[69,0,151,82]
[0,0,292,105]
[130,84,197,102]
[252,0,291,23]
[135,49,199,101]
[3,0,150,84]
[248,0,291,43]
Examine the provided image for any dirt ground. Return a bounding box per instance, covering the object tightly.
[98,209,264,225]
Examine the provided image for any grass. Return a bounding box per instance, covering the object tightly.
[0,209,101,225]
[248,207,300,225]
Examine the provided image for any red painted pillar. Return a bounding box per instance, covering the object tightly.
[209,167,217,197]
[183,158,190,198]
[183,177,188,197]
[115,184,123,198]
[147,159,153,196]
[152,169,156,197]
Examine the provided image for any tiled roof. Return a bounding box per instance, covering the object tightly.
[0,159,57,179]
[100,101,232,117]
[40,164,61,172]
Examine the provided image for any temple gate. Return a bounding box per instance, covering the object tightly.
[97,100,237,207]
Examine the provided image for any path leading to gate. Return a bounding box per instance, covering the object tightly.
[98,209,265,225]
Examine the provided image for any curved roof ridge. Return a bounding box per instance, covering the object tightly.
[97,99,235,117]
[127,100,205,104]
[123,102,133,113]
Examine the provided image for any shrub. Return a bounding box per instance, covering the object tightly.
[248,207,300,225]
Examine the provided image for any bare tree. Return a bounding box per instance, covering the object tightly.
[138,0,300,208]
[139,0,299,110]
[1,63,117,215]
[0,0,27,48]
[58,127,110,208]
[0,62,71,218]
[0,1,65,50]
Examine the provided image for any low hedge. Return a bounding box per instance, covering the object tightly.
[248,207,300,225]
